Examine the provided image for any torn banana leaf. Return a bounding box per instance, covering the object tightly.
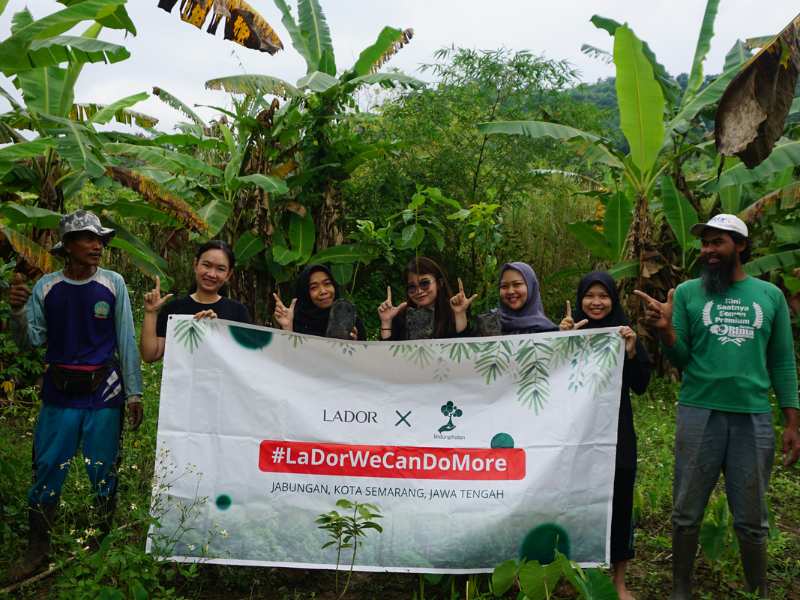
[715,13,800,168]
[157,0,283,55]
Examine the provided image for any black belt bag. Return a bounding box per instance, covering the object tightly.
[49,364,111,395]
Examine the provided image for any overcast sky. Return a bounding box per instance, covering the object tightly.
[4,1,799,130]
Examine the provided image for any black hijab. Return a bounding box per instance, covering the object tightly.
[292,264,341,337]
[573,271,630,328]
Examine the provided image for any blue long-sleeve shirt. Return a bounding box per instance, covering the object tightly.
[23,268,143,405]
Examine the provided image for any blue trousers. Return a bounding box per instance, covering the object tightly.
[672,406,774,544]
[28,403,122,506]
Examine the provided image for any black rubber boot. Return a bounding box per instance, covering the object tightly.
[6,503,56,583]
[670,528,699,600]
[325,299,357,340]
[738,537,768,598]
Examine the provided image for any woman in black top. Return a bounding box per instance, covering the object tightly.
[497,262,557,334]
[377,256,476,340]
[140,240,251,362]
[560,271,651,600]
[272,264,366,340]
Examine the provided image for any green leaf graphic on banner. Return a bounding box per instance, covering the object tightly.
[490,433,515,448]
[216,494,232,510]
[229,325,273,350]
[519,523,572,564]
[173,319,207,353]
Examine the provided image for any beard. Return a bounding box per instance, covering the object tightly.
[700,252,736,295]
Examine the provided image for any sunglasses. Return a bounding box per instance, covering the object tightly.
[407,278,435,294]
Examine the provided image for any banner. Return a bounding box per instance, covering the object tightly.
[147,316,625,573]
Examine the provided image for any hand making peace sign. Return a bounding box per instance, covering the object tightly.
[144,276,174,314]
[273,292,297,331]
[559,301,588,331]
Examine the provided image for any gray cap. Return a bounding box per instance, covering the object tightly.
[51,210,115,256]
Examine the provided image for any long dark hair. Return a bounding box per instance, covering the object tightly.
[403,256,456,338]
[188,240,236,296]
[292,264,341,337]
[195,240,235,268]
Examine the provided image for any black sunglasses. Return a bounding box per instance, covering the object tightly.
[407,278,434,294]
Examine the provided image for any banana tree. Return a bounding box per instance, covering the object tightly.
[0,1,205,284]
[195,0,419,306]
[478,0,748,295]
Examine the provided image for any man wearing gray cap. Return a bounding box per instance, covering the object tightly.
[635,214,799,599]
[6,210,143,582]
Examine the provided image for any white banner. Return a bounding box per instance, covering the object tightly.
[147,316,624,573]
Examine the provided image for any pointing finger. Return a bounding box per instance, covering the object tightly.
[458,277,465,295]
[574,319,589,330]
[633,289,657,306]
[386,286,392,305]
[565,300,571,318]
[155,275,161,295]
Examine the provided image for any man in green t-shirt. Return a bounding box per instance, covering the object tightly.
[635,214,799,600]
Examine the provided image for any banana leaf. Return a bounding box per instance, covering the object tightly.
[205,75,300,98]
[297,0,335,75]
[614,25,665,175]
[682,0,721,107]
[152,87,206,126]
[744,249,800,276]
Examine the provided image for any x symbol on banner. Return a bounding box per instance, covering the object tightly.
[395,410,412,427]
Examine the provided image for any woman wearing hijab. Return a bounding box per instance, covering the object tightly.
[273,264,366,340]
[496,262,558,334]
[560,272,651,600]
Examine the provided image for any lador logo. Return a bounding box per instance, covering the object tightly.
[438,401,462,433]
[323,409,378,424]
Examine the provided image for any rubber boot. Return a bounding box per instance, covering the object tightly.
[738,538,768,598]
[325,299,357,340]
[670,528,699,600]
[6,503,56,583]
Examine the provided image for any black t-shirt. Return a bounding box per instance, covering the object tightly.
[156,295,251,337]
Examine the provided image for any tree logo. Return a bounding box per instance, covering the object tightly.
[438,401,463,433]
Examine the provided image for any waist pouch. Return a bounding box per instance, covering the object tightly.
[49,364,110,395]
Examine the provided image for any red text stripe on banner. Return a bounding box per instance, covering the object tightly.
[258,440,525,481]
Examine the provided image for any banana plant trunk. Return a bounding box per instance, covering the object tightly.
[625,193,679,375]
[316,183,344,250]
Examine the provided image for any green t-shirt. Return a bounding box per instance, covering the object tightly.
[664,276,798,413]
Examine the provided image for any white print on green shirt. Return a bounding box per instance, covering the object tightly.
[701,297,764,346]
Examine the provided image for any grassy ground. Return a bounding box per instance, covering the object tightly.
[1,366,798,599]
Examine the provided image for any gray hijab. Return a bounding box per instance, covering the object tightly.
[498,262,556,333]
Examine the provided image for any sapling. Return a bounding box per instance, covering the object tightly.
[316,498,383,598]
